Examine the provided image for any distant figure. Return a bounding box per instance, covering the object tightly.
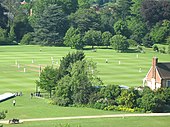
[105,59,108,63]
[13,100,16,106]
[31,93,33,98]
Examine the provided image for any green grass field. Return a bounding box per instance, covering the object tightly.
[3,116,170,127]
[0,45,170,127]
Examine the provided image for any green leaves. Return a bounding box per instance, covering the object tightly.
[34,4,68,46]
[110,34,129,52]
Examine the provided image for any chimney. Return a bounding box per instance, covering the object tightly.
[152,57,158,79]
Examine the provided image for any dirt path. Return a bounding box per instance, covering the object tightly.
[1,113,170,124]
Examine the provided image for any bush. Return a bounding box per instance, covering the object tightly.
[53,97,72,107]
[127,39,138,47]
[20,32,33,45]
[104,105,136,112]
[136,45,145,53]
[153,45,159,52]
[159,47,166,54]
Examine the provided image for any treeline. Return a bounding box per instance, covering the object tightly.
[37,51,170,113]
[0,0,170,52]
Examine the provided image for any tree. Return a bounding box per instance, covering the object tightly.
[83,29,102,48]
[116,0,132,20]
[13,14,33,42]
[0,3,8,29]
[127,17,147,44]
[149,20,170,44]
[36,66,59,98]
[57,0,78,15]
[102,31,112,47]
[20,32,33,45]
[64,27,84,49]
[78,0,90,8]
[99,7,115,33]
[130,0,143,18]
[34,4,68,46]
[110,34,129,52]
[142,33,153,48]
[100,85,121,102]
[69,60,93,104]
[58,51,85,79]
[141,0,170,26]
[69,8,101,32]
[114,19,131,38]
[53,51,101,106]
[54,75,72,106]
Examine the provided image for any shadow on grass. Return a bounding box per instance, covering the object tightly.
[125,49,140,53]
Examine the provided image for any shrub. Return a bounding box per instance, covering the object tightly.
[20,32,33,45]
[104,105,137,113]
[159,47,166,54]
[153,45,159,52]
[127,39,138,47]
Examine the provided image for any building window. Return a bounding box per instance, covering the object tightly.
[166,80,170,87]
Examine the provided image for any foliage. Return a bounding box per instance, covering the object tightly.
[0,111,6,127]
[83,29,102,48]
[110,34,129,52]
[13,14,33,42]
[159,47,166,54]
[153,45,159,52]
[53,51,102,106]
[142,34,153,48]
[149,20,170,44]
[127,39,138,47]
[20,32,33,45]
[141,0,170,26]
[58,51,85,79]
[114,20,130,38]
[116,0,132,20]
[64,27,83,49]
[69,9,101,32]
[36,66,59,98]
[116,88,139,108]
[69,60,93,104]
[0,4,8,29]
[33,4,68,46]
[102,31,112,47]
[127,17,147,44]
[100,85,121,100]
[54,75,72,106]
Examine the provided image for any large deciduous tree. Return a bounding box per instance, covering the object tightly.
[110,34,129,52]
[64,27,84,49]
[69,8,101,32]
[34,4,68,46]
[102,31,112,47]
[116,0,132,20]
[149,20,170,44]
[69,60,93,104]
[36,66,59,98]
[58,51,85,79]
[141,0,170,26]
[83,29,102,48]
[114,19,131,38]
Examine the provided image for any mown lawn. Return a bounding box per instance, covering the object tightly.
[0,45,170,127]
[4,116,170,127]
